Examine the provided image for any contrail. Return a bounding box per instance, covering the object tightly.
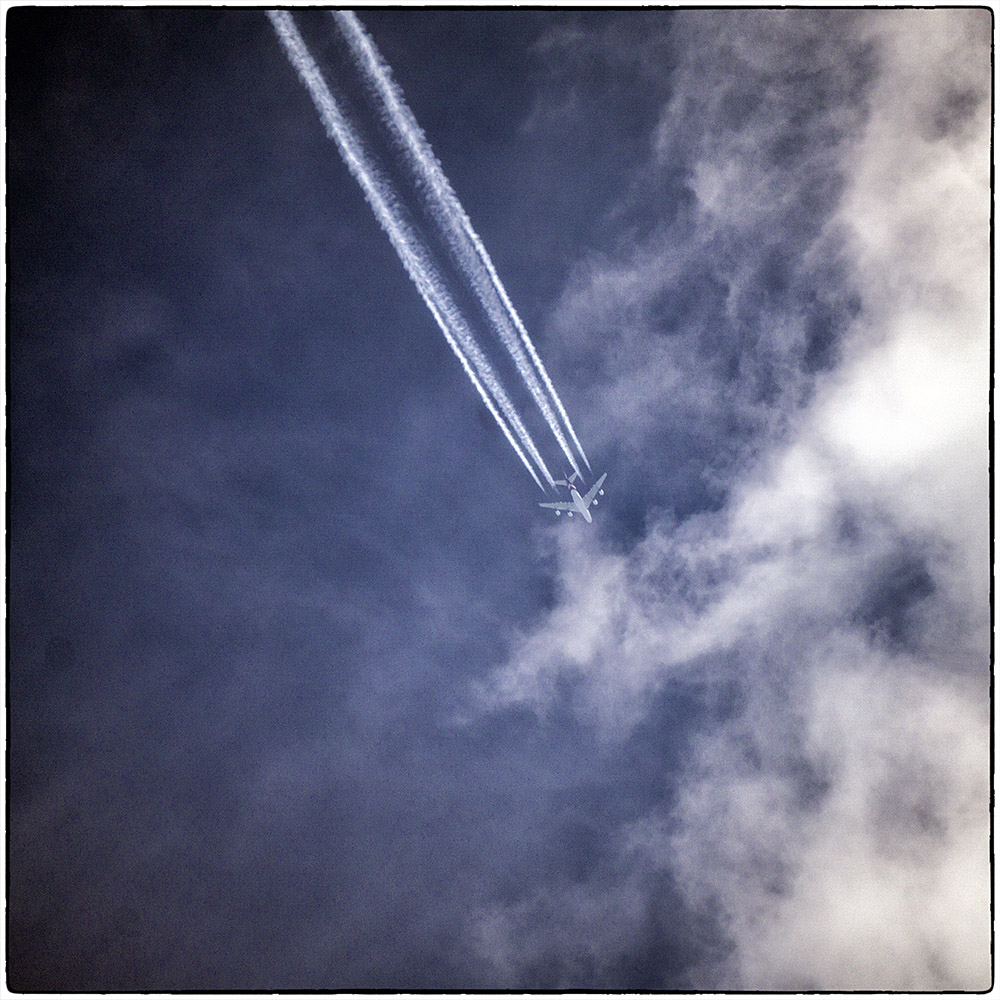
[331,10,591,475]
[267,11,552,490]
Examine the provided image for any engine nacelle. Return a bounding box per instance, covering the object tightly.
[599,489,604,495]
[593,499,598,505]
[555,510,561,516]
[568,512,574,517]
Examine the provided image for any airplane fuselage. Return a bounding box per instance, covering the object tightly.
[568,484,593,522]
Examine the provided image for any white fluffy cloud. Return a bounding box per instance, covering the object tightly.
[471,10,990,989]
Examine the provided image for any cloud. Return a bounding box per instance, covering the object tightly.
[469,9,990,989]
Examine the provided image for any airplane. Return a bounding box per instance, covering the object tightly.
[539,472,607,523]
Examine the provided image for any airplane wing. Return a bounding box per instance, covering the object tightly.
[581,473,608,508]
[539,502,575,511]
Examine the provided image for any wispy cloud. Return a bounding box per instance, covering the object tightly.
[469,9,990,989]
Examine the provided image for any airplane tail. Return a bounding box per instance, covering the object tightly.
[553,471,580,488]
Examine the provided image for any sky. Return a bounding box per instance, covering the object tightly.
[7,7,992,992]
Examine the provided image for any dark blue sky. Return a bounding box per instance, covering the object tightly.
[9,7,991,991]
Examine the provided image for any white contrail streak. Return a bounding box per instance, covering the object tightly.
[267,10,552,490]
[332,10,591,475]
